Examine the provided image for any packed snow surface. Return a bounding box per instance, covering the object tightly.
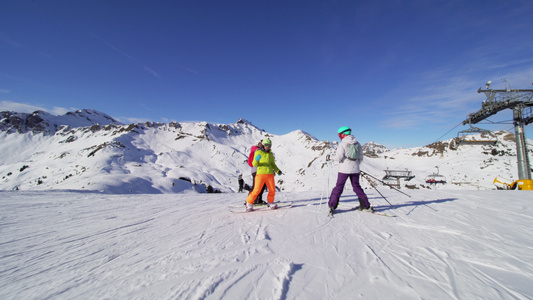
[1,189,532,299]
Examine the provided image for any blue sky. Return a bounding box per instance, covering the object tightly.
[1,0,532,148]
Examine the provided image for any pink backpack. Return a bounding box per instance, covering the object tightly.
[247,145,258,167]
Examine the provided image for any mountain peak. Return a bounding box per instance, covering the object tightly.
[362,141,389,157]
[236,118,252,125]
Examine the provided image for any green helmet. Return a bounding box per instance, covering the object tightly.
[337,126,351,135]
[262,138,272,146]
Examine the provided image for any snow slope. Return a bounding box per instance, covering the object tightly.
[1,189,532,299]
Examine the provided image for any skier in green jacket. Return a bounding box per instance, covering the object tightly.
[245,138,282,211]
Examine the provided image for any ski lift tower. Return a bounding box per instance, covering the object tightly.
[462,81,533,189]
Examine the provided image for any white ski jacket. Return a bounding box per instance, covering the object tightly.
[334,134,364,174]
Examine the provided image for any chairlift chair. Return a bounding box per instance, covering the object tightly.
[382,169,415,189]
[425,174,447,184]
[456,123,498,146]
[383,169,415,181]
[425,166,447,184]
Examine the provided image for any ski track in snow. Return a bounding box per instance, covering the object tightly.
[1,189,533,299]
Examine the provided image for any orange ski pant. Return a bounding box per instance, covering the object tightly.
[246,174,276,204]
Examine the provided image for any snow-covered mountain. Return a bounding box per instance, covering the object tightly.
[1,109,531,193]
[0,109,120,134]
[362,141,389,158]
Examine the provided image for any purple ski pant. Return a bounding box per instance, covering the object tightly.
[328,172,370,209]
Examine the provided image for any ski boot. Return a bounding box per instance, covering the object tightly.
[355,205,376,213]
[328,207,335,216]
[355,205,375,213]
[246,203,254,212]
[267,203,278,210]
[365,206,375,213]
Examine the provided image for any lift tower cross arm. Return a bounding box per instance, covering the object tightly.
[464,88,533,125]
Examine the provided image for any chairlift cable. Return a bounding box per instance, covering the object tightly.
[429,122,463,146]
[393,121,462,170]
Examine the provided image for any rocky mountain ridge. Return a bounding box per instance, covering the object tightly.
[0,109,120,134]
[1,109,530,193]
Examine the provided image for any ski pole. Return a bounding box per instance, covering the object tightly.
[360,170,411,198]
[318,172,326,211]
[362,173,395,208]
[318,159,332,211]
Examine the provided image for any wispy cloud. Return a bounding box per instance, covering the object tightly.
[380,8,533,131]
[0,31,54,60]
[381,56,533,131]
[143,65,161,78]
[114,117,150,124]
[115,116,180,125]
[380,80,480,129]
[0,31,23,48]
[90,33,161,78]
[50,106,73,115]
[179,65,200,75]
[0,100,47,113]
[0,100,74,115]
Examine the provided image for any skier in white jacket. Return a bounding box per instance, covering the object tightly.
[328,126,373,215]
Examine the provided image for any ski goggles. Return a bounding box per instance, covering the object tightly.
[338,130,351,139]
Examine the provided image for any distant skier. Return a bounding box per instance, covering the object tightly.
[328,126,373,215]
[238,174,244,192]
[245,138,282,211]
[247,140,267,204]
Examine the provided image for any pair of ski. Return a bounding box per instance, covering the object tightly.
[229,202,293,213]
[328,205,396,218]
